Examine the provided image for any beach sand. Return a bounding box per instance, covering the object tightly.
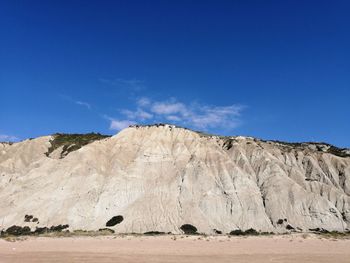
[0,234,349,263]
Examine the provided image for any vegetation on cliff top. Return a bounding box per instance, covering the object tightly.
[45,133,111,158]
[132,123,349,158]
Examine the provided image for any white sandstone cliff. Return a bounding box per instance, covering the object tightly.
[0,124,349,234]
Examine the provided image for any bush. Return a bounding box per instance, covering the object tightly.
[4,225,31,236]
[229,228,259,236]
[180,224,198,234]
[106,215,124,227]
[213,229,222,234]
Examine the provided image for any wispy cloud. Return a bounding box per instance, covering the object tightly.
[0,134,18,142]
[136,97,151,107]
[75,100,91,110]
[98,78,244,132]
[108,97,244,131]
[120,109,153,120]
[99,78,145,91]
[60,95,92,110]
[151,99,188,115]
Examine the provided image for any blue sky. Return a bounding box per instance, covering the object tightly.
[1,1,349,147]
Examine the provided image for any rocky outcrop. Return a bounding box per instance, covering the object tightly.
[0,124,349,234]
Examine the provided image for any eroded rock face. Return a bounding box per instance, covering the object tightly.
[0,125,349,234]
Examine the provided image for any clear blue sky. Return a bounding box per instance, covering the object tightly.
[1,1,349,147]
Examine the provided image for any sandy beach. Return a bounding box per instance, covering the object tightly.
[0,234,349,263]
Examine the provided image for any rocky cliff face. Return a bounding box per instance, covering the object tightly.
[0,124,349,234]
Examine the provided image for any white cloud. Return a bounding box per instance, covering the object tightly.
[136,97,151,107]
[109,119,136,130]
[113,97,244,131]
[0,134,18,142]
[121,109,153,120]
[151,100,188,115]
[99,78,245,133]
[188,105,243,129]
[75,100,91,110]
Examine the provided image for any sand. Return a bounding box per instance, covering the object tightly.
[0,234,349,263]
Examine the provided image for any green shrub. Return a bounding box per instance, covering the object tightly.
[46,133,110,158]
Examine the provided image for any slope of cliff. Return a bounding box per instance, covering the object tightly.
[0,124,349,234]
